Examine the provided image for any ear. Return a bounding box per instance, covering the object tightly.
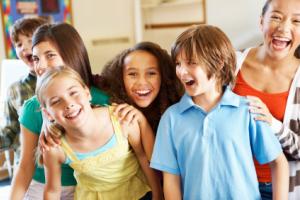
[41,107,54,122]
[259,15,264,31]
[84,86,92,102]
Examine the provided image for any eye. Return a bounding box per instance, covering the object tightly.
[188,60,198,65]
[49,99,60,106]
[32,56,39,63]
[147,70,159,76]
[270,15,281,21]
[70,90,79,96]
[16,42,22,48]
[128,72,137,77]
[46,53,57,59]
[293,19,300,25]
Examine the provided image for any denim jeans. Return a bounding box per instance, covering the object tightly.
[259,182,272,200]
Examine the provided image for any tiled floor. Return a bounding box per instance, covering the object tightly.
[0,178,11,200]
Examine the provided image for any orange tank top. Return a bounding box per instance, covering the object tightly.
[233,72,288,183]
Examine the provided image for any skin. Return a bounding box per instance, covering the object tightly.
[32,41,64,76]
[42,76,162,199]
[246,0,300,124]
[14,34,35,73]
[123,50,161,108]
[175,51,222,112]
[9,41,65,200]
[164,50,289,200]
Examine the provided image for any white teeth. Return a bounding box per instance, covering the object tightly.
[65,110,80,118]
[136,90,150,94]
[273,36,290,42]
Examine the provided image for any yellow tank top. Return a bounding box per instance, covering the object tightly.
[61,106,150,200]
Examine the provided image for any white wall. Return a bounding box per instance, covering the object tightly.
[72,0,135,74]
[0,0,265,73]
[206,0,264,50]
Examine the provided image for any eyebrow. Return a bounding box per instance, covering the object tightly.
[271,10,300,16]
[48,85,79,101]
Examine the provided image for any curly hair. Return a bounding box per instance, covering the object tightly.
[99,41,184,132]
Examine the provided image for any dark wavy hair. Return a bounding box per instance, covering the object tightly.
[32,23,94,87]
[99,41,184,132]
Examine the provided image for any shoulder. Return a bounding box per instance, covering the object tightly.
[22,96,41,113]
[43,146,65,165]
[90,86,110,105]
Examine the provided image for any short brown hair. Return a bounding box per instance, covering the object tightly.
[10,17,48,44]
[171,25,236,89]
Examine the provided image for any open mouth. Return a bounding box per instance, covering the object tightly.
[184,80,195,87]
[65,108,81,120]
[25,54,33,63]
[272,36,291,50]
[135,89,151,97]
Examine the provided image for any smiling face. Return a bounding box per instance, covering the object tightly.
[42,75,91,131]
[175,51,218,102]
[32,41,64,76]
[14,34,35,73]
[261,0,300,59]
[123,50,161,108]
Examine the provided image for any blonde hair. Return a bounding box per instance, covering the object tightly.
[35,66,87,165]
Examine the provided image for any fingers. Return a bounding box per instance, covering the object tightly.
[113,103,139,124]
[246,96,273,124]
[253,115,272,125]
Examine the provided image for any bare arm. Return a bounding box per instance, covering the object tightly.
[163,172,181,200]
[43,146,64,200]
[114,103,155,160]
[126,121,163,200]
[269,153,289,200]
[10,125,38,200]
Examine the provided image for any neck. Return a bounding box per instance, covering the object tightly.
[256,46,300,70]
[65,110,99,142]
[192,86,223,112]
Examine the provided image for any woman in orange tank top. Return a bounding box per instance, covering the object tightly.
[233,0,300,199]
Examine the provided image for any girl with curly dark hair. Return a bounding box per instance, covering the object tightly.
[99,41,184,133]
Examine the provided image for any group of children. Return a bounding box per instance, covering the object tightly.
[1,0,300,199]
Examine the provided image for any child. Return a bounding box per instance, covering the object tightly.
[150,25,289,199]
[0,17,47,152]
[42,41,183,161]
[100,41,183,132]
[36,66,161,200]
[10,23,109,200]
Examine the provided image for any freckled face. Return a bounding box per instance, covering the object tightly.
[123,50,161,108]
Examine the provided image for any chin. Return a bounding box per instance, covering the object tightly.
[136,101,151,108]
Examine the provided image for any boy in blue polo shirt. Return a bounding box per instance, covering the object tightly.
[150,25,289,200]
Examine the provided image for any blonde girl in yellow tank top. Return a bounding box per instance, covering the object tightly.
[36,66,163,200]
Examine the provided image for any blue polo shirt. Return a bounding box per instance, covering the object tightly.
[150,87,282,200]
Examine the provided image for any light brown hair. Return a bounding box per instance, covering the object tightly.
[171,25,236,90]
[10,17,48,45]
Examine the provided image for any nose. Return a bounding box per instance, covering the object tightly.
[136,74,148,85]
[64,99,75,110]
[35,59,48,76]
[176,64,188,78]
[277,19,291,33]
